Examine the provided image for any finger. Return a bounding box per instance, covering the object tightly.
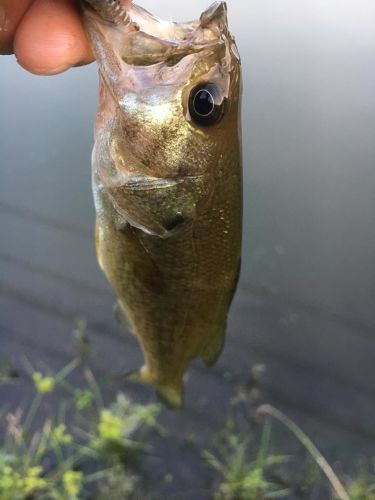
[14,0,93,75]
[0,0,34,54]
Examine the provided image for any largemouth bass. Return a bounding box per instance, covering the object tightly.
[82,0,242,408]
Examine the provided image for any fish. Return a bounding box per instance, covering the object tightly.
[82,0,242,409]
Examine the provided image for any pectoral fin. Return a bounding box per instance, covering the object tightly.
[114,301,137,334]
[120,225,165,293]
[107,173,204,239]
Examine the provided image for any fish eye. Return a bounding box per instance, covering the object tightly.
[188,83,225,126]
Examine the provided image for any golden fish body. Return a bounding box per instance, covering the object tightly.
[84,1,242,408]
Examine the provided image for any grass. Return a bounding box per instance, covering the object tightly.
[202,366,375,500]
[202,410,375,500]
[202,418,292,499]
[0,356,160,499]
[345,474,375,500]
[1,333,375,499]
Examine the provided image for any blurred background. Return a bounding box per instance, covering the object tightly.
[1,0,375,490]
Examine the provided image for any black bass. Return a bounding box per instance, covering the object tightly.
[82,0,242,408]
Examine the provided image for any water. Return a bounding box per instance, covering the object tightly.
[1,0,375,324]
[1,2,375,474]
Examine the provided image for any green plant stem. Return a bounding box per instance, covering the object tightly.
[84,468,115,484]
[256,417,272,468]
[257,404,350,500]
[23,392,43,434]
[84,369,104,410]
[55,358,81,383]
[52,441,65,467]
[32,430,49,464]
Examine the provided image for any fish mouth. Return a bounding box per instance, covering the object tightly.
[83,1,233,69]
[129,1,228,42]
[84,1,229,42]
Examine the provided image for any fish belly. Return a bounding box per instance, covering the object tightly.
[94,170,241,408]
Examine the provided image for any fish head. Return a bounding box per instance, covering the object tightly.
[84,1,241,181]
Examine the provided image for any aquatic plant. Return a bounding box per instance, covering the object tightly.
[0,356,160,500]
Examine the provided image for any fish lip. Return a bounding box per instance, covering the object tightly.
[83,0,234,72]
[84,1,229,43]
[200,2,228,27]
[128,1,229,42]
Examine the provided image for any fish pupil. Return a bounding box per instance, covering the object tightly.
[188,83,225,127]
[193,90,214,117]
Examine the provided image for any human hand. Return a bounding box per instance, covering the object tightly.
[0,0,128,75]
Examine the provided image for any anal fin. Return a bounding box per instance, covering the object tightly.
[200,328,226,367]
[156,385,183,411]
[123,366,183,410]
